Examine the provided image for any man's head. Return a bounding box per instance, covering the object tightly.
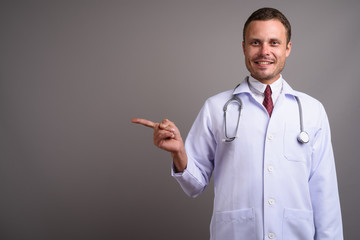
[242,8,292,84]
[243,8,291,45]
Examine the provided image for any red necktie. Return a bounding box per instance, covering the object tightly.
[263,85,273,116]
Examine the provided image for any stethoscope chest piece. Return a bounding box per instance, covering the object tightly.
[297,131,310,144]
[294,96,309,144]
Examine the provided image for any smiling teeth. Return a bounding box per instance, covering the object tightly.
[257,61,271,64]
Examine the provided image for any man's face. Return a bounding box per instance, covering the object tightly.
[242,19,291,84]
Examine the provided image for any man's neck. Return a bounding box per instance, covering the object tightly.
[251,74,281,85]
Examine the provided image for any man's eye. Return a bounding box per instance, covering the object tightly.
[251,41,260,45]
[272,41,279,45]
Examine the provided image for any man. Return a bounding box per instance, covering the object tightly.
[132,8,343,240]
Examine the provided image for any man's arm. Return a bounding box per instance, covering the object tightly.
[131,100,216,198]
[131,118,188,172]
[308,109,343,239]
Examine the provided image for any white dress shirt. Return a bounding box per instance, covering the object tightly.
[172,76,343,240]
[248,75,283,105]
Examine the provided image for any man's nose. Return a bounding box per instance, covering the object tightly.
[260,44,270,55]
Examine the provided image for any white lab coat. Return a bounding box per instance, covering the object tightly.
[172,78,343,240]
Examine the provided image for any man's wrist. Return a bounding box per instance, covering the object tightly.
[171,148,187,172]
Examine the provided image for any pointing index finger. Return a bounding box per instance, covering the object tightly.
[131,118,157,129]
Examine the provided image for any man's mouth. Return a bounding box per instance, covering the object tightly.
[254,60,274,65]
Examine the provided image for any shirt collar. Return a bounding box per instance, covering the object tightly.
[248,75,283,95]
[233,75,298,97]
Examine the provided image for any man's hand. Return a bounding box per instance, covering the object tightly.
[131,118,187,172]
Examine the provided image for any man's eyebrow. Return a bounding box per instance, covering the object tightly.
[269,38,282,43]
[247,38,261,42]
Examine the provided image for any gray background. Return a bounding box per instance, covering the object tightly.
[1,0,359,239]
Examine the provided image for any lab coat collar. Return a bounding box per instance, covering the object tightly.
[282,79,299,97]
[232,76,299,97]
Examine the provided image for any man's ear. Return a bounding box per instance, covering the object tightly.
[286,41,292,57]
[242,41,245,54]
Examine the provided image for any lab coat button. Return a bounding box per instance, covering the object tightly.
[268,166,274,172]
[268,198,276,205]
[268,134,274,140]
[268,232,276,239]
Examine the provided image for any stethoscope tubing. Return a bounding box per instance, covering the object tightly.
[223,96,242,142]
[223,85,309,144]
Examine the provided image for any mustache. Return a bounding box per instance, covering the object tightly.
[253,56,275,62]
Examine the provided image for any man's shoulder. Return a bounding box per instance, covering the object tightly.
[290,89,328,121]
[292,90,323,107]
[283,80,323,106]
[207,89,234,101]
[293,90,320,102]
[199,88,237,113]
[205,80,249,104]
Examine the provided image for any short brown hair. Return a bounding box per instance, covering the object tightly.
[243,7,291,44]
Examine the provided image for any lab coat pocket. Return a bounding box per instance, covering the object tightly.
[214,208,255,239]
[283,123,311,162]
[283,208,315,240]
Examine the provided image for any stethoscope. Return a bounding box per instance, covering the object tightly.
[223,85,310,144]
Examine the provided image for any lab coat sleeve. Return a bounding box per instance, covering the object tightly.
[309,105,343,239]
[172,100,216,198]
